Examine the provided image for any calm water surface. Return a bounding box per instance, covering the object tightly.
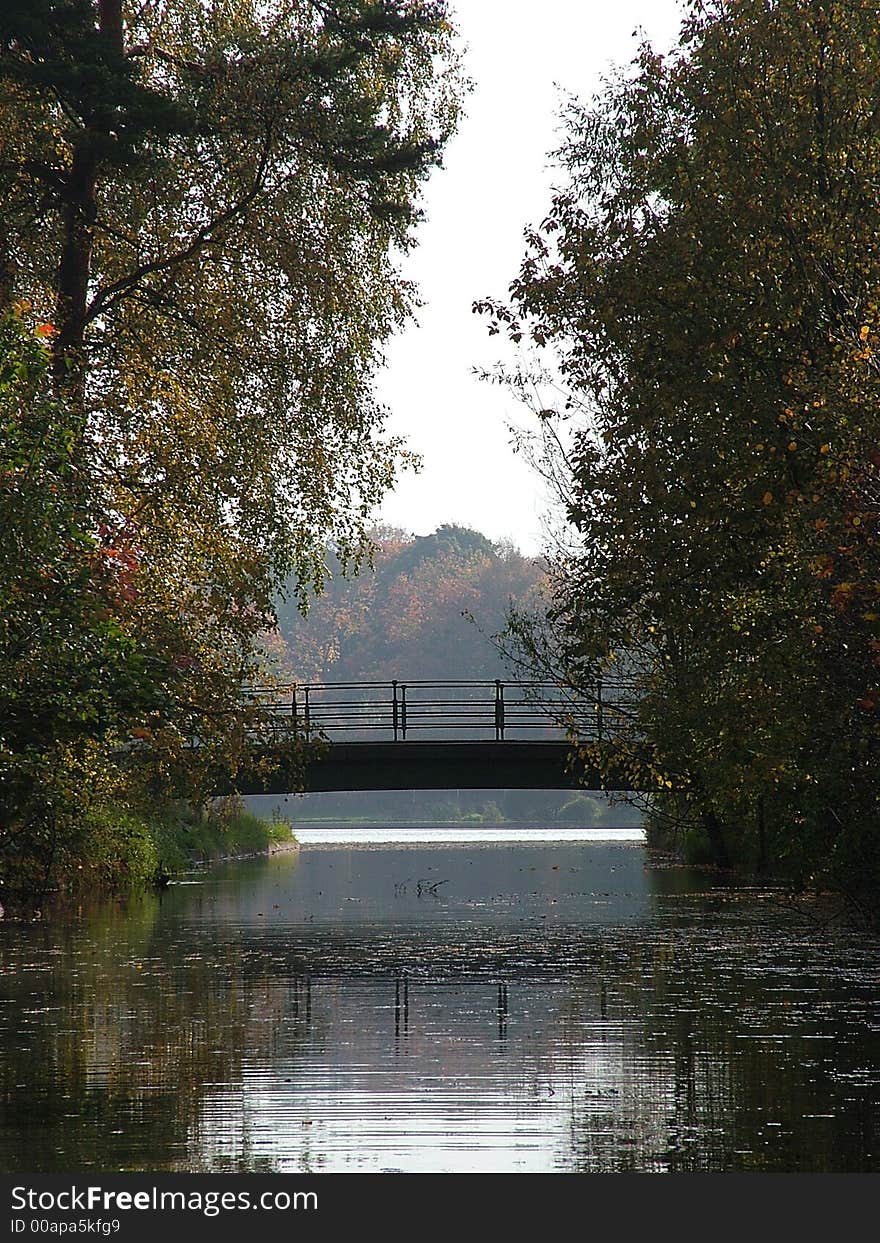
[1,831,878,1172]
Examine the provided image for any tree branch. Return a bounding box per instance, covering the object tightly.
[84,130,275,325]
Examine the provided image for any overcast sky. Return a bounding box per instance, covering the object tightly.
[376,0,684,555]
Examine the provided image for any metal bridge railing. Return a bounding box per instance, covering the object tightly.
[243,679,639,744]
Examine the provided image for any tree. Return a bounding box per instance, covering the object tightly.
[271,524,546,681]
[479,0,880,909]
[0,1,462,883]
[0,309,159,887]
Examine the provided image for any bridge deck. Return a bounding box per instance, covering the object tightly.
[240,740,579,793]
[229,680,642,794]
[231,740,643,794]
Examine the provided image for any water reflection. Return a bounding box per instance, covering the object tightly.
[0,838,878,1172]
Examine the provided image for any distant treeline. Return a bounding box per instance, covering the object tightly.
[247,789,642,828]
[266,524,546,684]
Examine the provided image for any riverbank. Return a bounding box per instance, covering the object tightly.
[151,798,295,878]
[0,796,295,901]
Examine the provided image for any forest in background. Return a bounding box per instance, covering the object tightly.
[266,523,545,683]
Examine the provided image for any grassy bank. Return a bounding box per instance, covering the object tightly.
[0,796,295,898]
[148,798,296,880]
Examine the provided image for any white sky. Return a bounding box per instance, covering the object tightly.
[376,0,685,555]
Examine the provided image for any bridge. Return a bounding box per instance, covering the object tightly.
[232,679,642,794]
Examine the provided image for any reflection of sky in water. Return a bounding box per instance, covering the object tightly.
[173,839,653,933]
[180,842,666,1171]
[198,979,672,1173]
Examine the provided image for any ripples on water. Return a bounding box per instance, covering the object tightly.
[0,831,878,1172]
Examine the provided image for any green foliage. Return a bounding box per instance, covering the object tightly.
[149,798,293,876]
[0,2,462,891]
[481,0,880,915]
[0,793,292,896]
[74,805,162,889]
[0,312,162,888]
[0,314,152,748]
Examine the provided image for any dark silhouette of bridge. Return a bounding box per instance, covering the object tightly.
[233,679,642,793]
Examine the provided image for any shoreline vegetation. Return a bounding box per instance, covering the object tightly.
[247,791,645,829]
[474,1,880,924]
[149,799,297,879]
[280,818,643,829]
[0,797,295,907]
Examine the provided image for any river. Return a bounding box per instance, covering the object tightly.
[1,830,878,1172]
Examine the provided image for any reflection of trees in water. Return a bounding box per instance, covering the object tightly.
[0,896,300,1171]
[565,936,879,1172]
[1,884,877,1172]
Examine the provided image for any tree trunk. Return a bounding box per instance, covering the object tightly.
[54,139,98,401]
[701,805,732,870]
[0,235,14,310]
[52,0,124,401]
[756,795,767,874]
